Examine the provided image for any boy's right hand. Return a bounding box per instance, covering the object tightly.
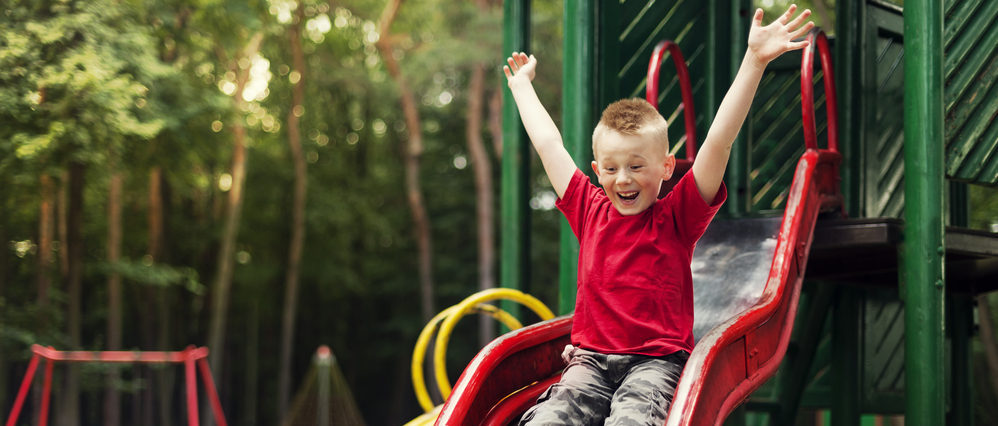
[503,52,536,87]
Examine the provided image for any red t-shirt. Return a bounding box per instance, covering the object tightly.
[556,169,726,356]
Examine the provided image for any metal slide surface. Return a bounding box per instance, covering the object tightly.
[434,29,841,426]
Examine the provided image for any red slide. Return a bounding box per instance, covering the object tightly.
[436,29,841,426]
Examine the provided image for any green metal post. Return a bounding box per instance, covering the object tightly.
[558,0,595,315]
[502,0,530,320]
[837,0,866,218]
[777,282,835,425]
[725,0,747,215]
[831,286,862,426]
[902,1,946,425]
[949,182,973,426]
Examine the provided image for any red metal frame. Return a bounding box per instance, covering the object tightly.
[5,345,227,426]
[647,40,698,160]
[435,29,842,426]
[647,40,698,198]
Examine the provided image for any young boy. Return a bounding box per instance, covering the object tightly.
[502,5,813,425]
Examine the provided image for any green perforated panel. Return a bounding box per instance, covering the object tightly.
[746,53,829,213]
[944,0,998,185]
[864,6,906,219]
[599,0,725,163]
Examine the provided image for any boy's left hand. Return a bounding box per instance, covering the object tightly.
[746,4,814,67]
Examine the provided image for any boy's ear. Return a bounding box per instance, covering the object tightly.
[663,154,676,180]
[591,160,600,177]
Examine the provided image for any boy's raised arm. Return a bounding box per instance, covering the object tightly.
[504,52,578,199]
[692,5,813,204]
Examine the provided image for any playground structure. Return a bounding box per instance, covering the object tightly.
[421,26,842,425]
[416,0,998,425]
[4,345,226,426]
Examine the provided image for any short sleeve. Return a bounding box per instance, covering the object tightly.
[556,169,595,240]
[667,172,727,246]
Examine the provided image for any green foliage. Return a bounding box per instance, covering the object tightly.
[970,184,998,231]
[107,258,204,295]
[0,0,172,170]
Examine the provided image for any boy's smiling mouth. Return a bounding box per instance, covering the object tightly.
[618,191,639,202]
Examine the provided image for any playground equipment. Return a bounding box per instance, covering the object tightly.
[433,28,842,425]
[281,345,365,426]
[406,288,555,425]
[498,1,998,425]
[5,345,226,426]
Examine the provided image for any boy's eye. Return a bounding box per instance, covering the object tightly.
[630,165,643,171]
[605,167,616,173]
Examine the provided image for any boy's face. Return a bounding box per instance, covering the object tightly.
[591,130,675,216]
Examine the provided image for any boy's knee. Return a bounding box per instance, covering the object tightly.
[520,383,610,426]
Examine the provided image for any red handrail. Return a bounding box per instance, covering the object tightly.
[647,40,698,160]
[5,345,227,426]
[801,29,838,153]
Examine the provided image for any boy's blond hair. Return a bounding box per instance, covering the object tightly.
[591,98,670,156]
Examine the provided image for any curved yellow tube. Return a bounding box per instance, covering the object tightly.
[433,288,555,400]
[410,302,525,412]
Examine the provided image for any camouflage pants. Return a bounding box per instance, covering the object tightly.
[519,346,686,426]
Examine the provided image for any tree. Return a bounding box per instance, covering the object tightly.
[376,0,436,321]
[464,0,503,345]
[199,0,269,390]
[277,0,309,419]
[206,28,264,376]
[1,2,169,424]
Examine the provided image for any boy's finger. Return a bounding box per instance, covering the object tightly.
[507,57,518,72]
[790,21,815,39]
[778,4,796,24]
[503,65,512,79]
[786,39,810,51]
[752,8,764,26]
[787,9,811,29]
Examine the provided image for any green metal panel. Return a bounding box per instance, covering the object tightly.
[595,0,744,211]
[864,4,906,219]
[862,290,906,413]
[944,0,998,185]
[746,53,818,214]
[601,0,732,161]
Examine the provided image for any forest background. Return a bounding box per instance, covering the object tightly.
[2,0,997,425]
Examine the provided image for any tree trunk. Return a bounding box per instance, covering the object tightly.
[59,161,85,426]
[377,0,435,321]
[59,169,69,280]
[244,301,260,426]
[0,211,7,415]
[149,166,164,260]
[467,62,497,346]
[148,165,174,426]
[207,31,264,376]
[488,86,504,160]
[278,1,309,420]
[105,166,123,426]
[37,173,55,306]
